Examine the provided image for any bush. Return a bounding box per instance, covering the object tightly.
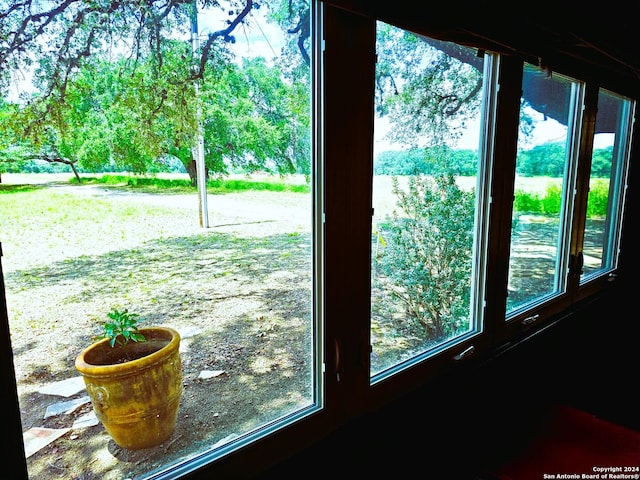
[374,173,475,341]
[513,190,542,214]
[540,183,562,215]
[587,179,609,217]
[513,179,608,218]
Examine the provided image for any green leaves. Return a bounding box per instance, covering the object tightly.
[375,173,475,340]
[1,2,313,184]
[100,308,146,347]
[375,23,483,149]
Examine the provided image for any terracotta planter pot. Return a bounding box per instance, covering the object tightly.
[75,327,182,450]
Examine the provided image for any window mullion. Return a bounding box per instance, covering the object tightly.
[0,244,29,479]
[568,84,599,298]
[322,5,376,416]
[484,55,523,345]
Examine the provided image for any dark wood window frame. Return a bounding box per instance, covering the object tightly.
[1,3,637,479]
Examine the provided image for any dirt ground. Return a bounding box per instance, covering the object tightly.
[3,176,314,480]
[3,174,583,479]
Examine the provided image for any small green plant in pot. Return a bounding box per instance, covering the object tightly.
[75,308,182,450]
[98,308,146,351]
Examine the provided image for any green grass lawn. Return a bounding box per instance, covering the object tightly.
[0,173,311,272]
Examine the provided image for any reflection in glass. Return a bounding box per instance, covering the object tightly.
[581,89,633,280]
[506,64,582,315]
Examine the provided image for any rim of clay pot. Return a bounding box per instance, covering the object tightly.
[75,326,181,377]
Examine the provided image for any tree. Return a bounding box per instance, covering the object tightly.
[0,1,235,180]
[0,98,24,181]
[591,146,614,178]
[517,142,566,177]
[1,1,252,100]
[372,25,479,343]
[375,26,621,148]
[0,0,312,182]
[0,92,89,182]
[195,55,310,178]
[375,24,484,150]
[0,44,198,182]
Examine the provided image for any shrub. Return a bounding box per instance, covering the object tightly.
[513,190,542,214]
[374,173,475,341]
[540,182,562,215]
[587,179,609,217]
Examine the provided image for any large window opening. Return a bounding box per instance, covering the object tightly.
[580,88,633,282]
[370,22,493,378]
[506,64,583,316]
[0,3,318,479]
[1,5,636,479]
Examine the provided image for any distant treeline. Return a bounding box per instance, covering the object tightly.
[375,143,614,177]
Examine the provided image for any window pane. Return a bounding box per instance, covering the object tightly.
[506,64,582,316]
[581,89,633,280]
[370,22,490,378]
[1,5,317,479]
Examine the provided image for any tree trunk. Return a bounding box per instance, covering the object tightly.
[186,160,197,186]
[70,162,82,183]
[186,160,208,187]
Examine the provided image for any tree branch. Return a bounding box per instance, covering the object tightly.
[194,0,254,81]
[0,0,255,99]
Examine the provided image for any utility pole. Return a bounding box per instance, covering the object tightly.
[191,1,209,228]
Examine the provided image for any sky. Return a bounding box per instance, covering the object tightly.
[197,5,285,61]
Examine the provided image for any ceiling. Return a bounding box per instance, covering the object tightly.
[324,2,640,95]
[469,20,640,91]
